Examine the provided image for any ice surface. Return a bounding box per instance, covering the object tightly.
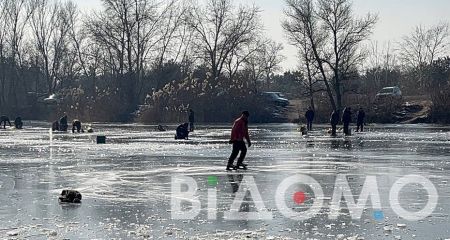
[0,122,450,239]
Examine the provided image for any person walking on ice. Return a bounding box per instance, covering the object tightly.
[342,107,352,136]
[330,110,339,136]
[226,111,251,171]
[305,106,315,131]
[188,109,195,132]
[356,107,366,132]
[0,116,11,129]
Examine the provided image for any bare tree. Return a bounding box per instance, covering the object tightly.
[31,0,73,95]
[297,36,322,110]
[0,2,8,110]
[262,40,284,88]
[2,0,35,106]
[224,38,283,93]
[398,23,449,69]
[224,41,259,83]
[363,41,399,92]
[152,0,191,90]
[87,0,179,106]
[284,0,377,111]
[283,0,337,110]
[189,0,261,85]
[317,0,377,110]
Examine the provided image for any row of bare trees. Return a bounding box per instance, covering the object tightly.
[283,0,449,115]
[283,0,377,111]
[0,0,284,120]
[360,22,449,97]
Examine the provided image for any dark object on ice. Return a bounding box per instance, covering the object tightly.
[52,121,60,131]
[356,108,366,132]
[72,119,84,133]
[59,115,68,132]
[304,106,315,131]
[14,117,23,129]
[188,109,195,132]
[175,123,189,140]
[300,126,307,136]
[59,190,82,203]
[157,125,166,131]
[86,127,94,133]
[1,116,11,129]
[97,136,106,144]
[342,107,352,136]
[51,115,70,132]
[227,111,251,171]
[330,110,339,136]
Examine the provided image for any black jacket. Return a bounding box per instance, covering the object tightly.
[342,109,352,124]
[330,111,339,125]
[305,110,315,121]
[357,110,366,123]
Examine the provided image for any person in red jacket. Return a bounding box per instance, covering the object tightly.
[226,111,252,171]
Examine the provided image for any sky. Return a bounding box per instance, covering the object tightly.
[75,0,450,71]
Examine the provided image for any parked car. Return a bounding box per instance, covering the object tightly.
[261,92,289,107]
[42,94,61,105]
[375,86,402,101]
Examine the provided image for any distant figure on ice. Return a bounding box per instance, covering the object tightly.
[356,107,366,132]
[330,110,339,136]
[52,121,60,131]
[72,119,84,133]
[300,126,307,136]
[1,116,11,129]
[14,117,23,129]
[188,109,195,132]
[342,107,352,136]
[304,106,315,131]
[59,115,68,132]
[175,123,189,140]
[227,111,251,171]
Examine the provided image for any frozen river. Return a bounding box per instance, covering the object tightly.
[0,122,450,239]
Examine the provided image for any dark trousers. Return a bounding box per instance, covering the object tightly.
[1,120,11,129]
[189,122,194,132]
[60,124,68,132]
[307,120,313,131]
[331,124,337,136]
[343,122,350,136]
[356,122,364,132]
[227,141,247,167]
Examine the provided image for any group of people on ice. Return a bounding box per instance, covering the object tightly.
[51,115,91,133]
[2,105,365,172]
[0,116,23,129]
[170,105,367,171]
[305,106,366,136]
[1,114,89,133]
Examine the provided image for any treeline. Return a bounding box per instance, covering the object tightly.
[0,0,284,122]
[0,0,449,123]
[282,0,450,123]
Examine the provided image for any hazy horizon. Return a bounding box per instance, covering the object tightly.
[75,0,450,72]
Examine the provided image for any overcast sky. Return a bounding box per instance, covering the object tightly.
[75,0,450,71]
